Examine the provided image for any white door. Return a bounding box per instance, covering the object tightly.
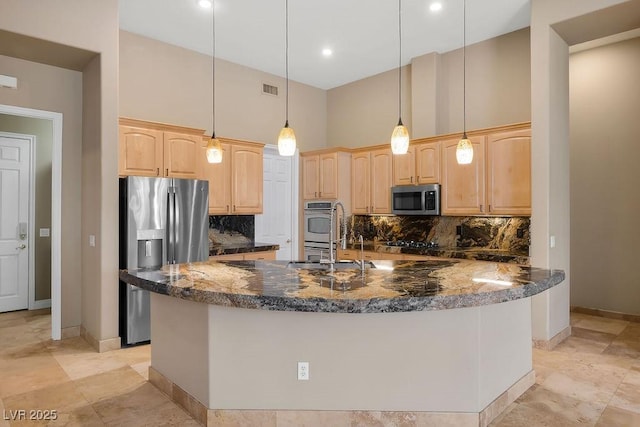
[255,147,295,260]
[0,134,30,312]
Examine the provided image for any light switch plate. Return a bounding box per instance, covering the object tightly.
[89,235,96,247]
[39,228,50,237]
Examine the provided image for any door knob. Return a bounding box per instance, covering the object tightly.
[286,239,291,243]
[16,244,26,250]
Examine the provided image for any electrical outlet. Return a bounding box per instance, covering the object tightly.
[297,361,309,381]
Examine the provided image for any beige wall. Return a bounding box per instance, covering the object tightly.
[0,114,52,301]
[0,55,83,327]
[569,37,640,315]
[0,0,120,342]
[327,65,411,147]
[327,29,530,148]
[119,31,327,152]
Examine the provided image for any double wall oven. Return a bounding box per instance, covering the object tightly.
[303,201,333,262]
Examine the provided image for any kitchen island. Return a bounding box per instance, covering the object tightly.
[120,259,564,426]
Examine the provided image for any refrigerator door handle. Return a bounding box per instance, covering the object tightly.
[167,187,175,263]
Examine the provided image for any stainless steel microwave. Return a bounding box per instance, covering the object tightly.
[391,184,440,215]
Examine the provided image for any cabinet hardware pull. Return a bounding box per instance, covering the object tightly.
[156,167,160,176]
[233,205,236,212]
[489,204,492,212]
[166,168,169,176]
[411,176,413,183]
[315,192,317,198]
[480,204,484,213]
[226,205,229,213]
[319,191,322,197]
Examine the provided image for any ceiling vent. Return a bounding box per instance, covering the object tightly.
[262,83,278,96]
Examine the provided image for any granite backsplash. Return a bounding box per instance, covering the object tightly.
[209,215,254,239]
[348,215,530,255]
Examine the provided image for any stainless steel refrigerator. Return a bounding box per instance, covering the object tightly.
[119,176,209,346]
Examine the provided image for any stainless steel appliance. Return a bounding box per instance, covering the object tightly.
[119,176,209,346]
[391,184,440,216]
[303,201,333,260]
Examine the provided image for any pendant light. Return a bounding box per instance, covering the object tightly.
[456,0,473,164]
[277,0,296,156]
[390,0,410,155]
[206,0,223,164]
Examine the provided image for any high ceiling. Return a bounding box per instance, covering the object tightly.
[119,0,530,90]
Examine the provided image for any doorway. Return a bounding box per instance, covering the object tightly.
[0,104,62,340]
[255,145,299,261]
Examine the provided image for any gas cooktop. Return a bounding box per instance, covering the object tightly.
[385,240,439,249]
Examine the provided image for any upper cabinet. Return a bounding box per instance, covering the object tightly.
[392,141,440,186]
[351,147,393,214]
[441,124,531,216]
[486,128,531,216]
[201,138,264,215]
[301,149,351,201]
[118,118,203,179]
[441,136,486,215]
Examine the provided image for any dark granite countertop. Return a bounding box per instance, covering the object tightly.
[343,242,529,265]
[209,242,279,257]
[120,258,563,313]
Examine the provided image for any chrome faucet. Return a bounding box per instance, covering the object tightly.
[327,201,347,266]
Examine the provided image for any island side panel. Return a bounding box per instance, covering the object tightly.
[150,293,210,405]
[478,297,532,409]
[207,305,483,412]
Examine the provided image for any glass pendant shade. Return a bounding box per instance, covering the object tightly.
[390,121,410,155]
[277,122,296,156]
[206,136,223,164]
[456,135,473,164]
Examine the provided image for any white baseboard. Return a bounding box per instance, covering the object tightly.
[30,298,51,310]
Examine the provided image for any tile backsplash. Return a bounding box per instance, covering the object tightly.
[349,215,530,255]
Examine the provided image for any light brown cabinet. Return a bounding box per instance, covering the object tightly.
[392,141,440,186]
[209,250,276,261]
[441,136,486,215]
[351,148,393,214]
[486,128,531,215]
[338,249,401,261]
[118,118,203,179]
[201,138,264,215]
[301,150,351,200]
[441,125,531,216]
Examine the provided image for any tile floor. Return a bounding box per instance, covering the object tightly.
[0,309,639,426]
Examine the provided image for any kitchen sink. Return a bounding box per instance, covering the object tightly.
[286,260,376,270]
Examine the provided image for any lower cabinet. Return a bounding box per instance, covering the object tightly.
[338,250,404,261]
[209,251,276,261]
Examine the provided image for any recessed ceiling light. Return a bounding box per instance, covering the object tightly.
[429,2,443,12]
[198,0,212,9]
[322,48,333,57]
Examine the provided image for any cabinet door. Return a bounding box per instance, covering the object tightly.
[351,152,371,214]
[487,129,531,215]
[319,153,338,199]
[441,136,486,215]
[415,142,440,184]
[202,142,231,214]
[370,148,393,214]
[231,144,263,214]
[392,146,416,186]
[163,131,201,178]
[118,126,163,177]
[302,155,319,199]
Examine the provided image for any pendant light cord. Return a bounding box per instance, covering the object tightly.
[285,0,289,126]
[462,0,467,137]
[398,0,402,125]
[212,4,216,138]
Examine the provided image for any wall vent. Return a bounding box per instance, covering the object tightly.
[262,83,278,96]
